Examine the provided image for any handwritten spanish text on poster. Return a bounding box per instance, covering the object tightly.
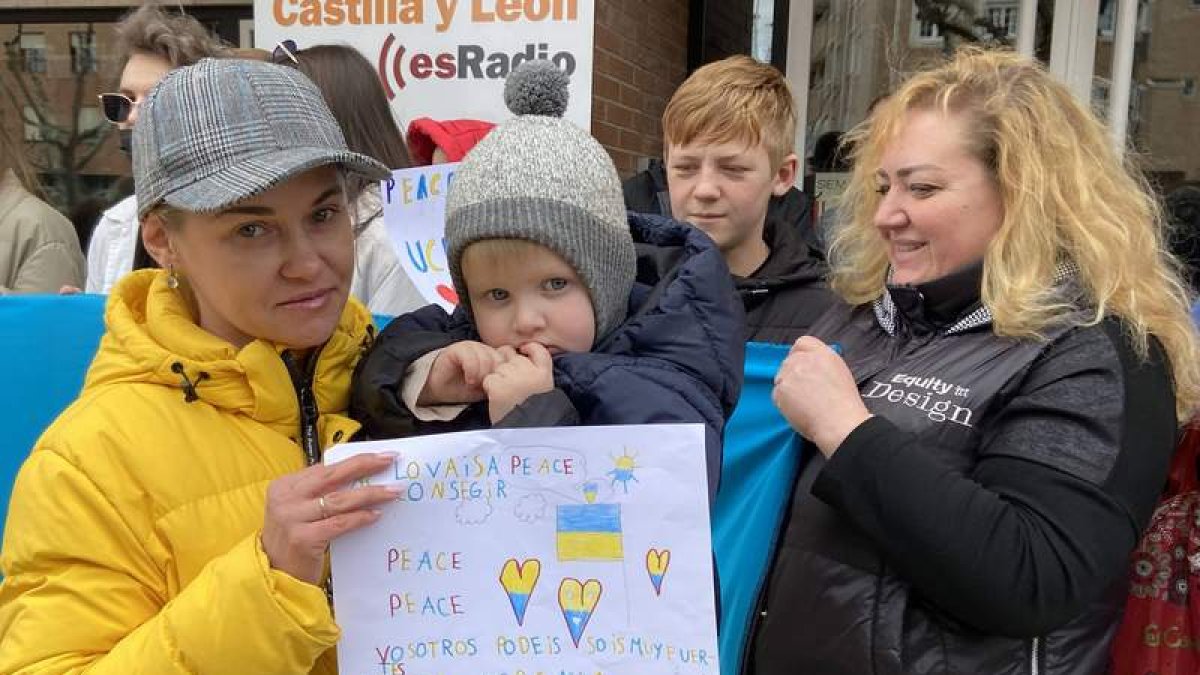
[326,424,718,675]
[382,163,457,311]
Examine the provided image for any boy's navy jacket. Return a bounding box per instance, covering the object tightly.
[350,213,746,500]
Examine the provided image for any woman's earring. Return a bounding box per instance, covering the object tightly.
[166,265,180,289]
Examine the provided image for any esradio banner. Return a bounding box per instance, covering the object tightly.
[253,0,595,129]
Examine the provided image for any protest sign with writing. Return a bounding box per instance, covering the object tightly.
[325,424,718,675]
[381,163,457,311]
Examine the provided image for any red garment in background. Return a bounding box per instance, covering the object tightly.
[406,118,496,165]
[1110,422,1200,674]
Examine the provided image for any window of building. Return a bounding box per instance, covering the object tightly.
[911,7,942,46]
[792,0,1200,197]
[239,19,254,48]
[69,31,96,74]
[19,33,47,74]
[752,0,775,62]
[1098,0,1152,40]
[983,2,1019,41]
[77,106,103,134]
[22,105,43,141]
[1098,0,1115,36]
[0,5,249,220]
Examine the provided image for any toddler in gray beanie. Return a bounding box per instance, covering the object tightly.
[445,60,636,343]
[352,60,744,478]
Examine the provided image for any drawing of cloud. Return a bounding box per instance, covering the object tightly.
[456,498,493,525]
[515,494,548,523]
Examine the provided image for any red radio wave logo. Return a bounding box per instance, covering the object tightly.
[377,34,406,99]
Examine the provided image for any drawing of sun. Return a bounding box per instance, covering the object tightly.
[607,448,639,494]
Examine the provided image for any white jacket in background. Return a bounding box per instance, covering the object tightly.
[84,194,138,294]
[349,186,425,317]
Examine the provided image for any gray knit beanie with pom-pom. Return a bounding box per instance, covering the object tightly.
[445,59,635,344]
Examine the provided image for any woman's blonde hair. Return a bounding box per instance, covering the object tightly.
[832,47,1200,419]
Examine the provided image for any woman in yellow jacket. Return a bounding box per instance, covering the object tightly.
[0,59,402,674]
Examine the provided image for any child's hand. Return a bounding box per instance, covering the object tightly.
[482,343,554,423]
[419,341,506,405]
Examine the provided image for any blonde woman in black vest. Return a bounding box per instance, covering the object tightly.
[751,48,1199,675]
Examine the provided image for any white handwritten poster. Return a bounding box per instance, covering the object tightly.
[381,163,457,311]
[326,424,718,675]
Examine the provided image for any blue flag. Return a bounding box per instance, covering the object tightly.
[712,342,806,674]
[0,294,106,536]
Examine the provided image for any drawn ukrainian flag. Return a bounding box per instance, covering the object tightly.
[557,504,623,561]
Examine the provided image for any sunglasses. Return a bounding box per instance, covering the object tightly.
[98,92,135,124]
[272,39,299,65]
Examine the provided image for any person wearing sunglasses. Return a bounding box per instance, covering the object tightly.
[81,3,225,295]
[0,57,398,674]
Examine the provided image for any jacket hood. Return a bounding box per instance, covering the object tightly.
[85,269,374,431]
[737,216,827,293]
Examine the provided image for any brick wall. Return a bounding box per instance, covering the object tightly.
[591,0,689,177]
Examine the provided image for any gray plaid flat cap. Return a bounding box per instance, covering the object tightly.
[133,58,389,218]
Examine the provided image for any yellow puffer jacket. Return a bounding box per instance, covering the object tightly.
[0,269,373,674]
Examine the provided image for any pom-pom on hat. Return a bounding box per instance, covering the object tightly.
[445,60,635,344]
[503,60,570,117]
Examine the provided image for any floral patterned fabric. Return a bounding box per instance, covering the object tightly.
[1112,423,1200,673]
